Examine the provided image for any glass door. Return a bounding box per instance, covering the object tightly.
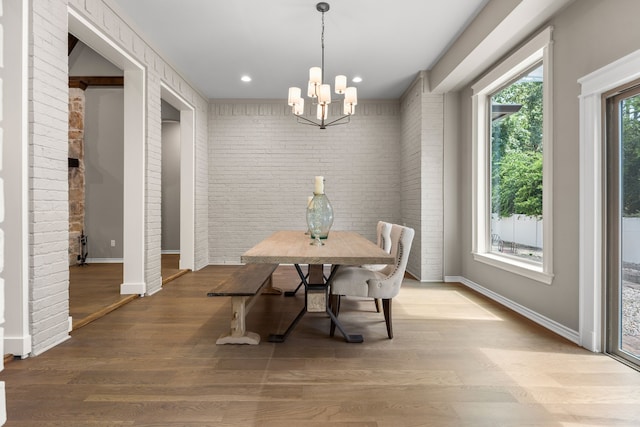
[606,83,640,370]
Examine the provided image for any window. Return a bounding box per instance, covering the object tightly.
[472,27,554,284]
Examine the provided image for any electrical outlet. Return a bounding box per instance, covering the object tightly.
[111,240,116,247]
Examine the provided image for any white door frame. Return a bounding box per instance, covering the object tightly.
[579,48,640,352]
[160,83,196,271]
[4,0,31,359]
[68,7,147,295]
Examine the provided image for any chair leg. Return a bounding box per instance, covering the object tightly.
[374,298,381,312]
[329,294,341,337]
[382,298,393,339]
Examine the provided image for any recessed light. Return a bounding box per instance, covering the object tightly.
[352,76,362,83]
[241,75,252,82]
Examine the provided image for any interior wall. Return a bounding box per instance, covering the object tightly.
[443,91,461,277]
[68,41,122,76]
[208,100,402,266]
[83,87,124,260]
[30,0,70,355]
[400,81,423,279]
[457,0,640,332]
[69,41,124,261]
[420,87,445,281]
[161,120,181,252]
[399,75,445,281]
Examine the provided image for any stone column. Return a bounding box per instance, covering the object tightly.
[68,87,86,266]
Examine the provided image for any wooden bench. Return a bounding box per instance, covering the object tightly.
[207,263,279,345]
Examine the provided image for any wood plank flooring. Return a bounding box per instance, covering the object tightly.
[69,254,187,330]
[4,265,640,426]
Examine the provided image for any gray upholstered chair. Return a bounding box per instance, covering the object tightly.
[361,221,392,272]
[361,220,392,312]
[329,223,415,339]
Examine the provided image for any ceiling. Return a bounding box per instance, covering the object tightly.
[106,0,489,100]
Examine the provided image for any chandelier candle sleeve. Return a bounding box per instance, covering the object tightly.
[294,99,305,115]
[345,87,358,105]
[310,67,322,84]
[319,85,331,104]
[288,87,301,106]
[344,101,354,116]
[335,75,347,94]
[317,104,328,120]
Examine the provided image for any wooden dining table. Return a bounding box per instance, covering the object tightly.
[241,230,395,343]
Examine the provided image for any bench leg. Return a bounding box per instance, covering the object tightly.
[216,296,260,345]
[260,274,283,295]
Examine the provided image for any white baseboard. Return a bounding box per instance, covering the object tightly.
[4,334,32,358]
[31,334,71,357]
[85,258,123,264]
[147,286,162,296]
[451,275,580,345]
[120,282,146,295]
[161,250,180,255]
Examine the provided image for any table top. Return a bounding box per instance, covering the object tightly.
[241,230,395,266]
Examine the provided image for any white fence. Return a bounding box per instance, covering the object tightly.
[491,214,543,249]
[490,216,640,264]
[623,217,640,265]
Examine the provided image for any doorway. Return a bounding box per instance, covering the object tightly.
[605,81,640,370]
[160,99,186,281]
[160,83,196,272]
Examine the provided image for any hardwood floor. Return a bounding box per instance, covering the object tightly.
[69,254,188,330]
[4,265,640,426]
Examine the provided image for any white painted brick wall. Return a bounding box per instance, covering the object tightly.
[29,0,71,355]
[400,77,444,281]
[401,83,423,278]
[195,103,210,270]
[421,92,444,281]
[209,100,401,264]
[145,77,162,295]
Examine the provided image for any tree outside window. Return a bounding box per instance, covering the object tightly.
[622,94,640,217]
[490,65,543,261]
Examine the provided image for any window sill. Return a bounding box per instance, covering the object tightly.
[472,252,554,285]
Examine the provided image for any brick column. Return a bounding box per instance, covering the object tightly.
[68,87,85,265]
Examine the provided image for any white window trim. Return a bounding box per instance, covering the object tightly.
[578,48,640,352]
[471,27,554,285]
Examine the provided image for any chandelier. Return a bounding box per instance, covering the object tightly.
[287,2,358,129]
